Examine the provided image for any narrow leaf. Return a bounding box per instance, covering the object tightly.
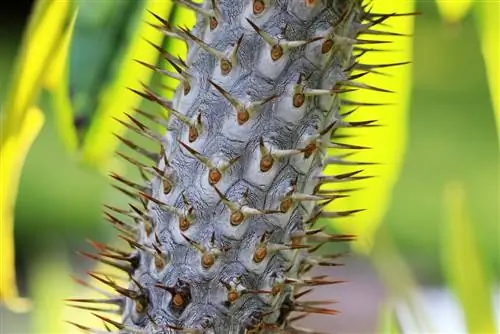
[325,0,416,253]
[441,181,496,333]
[44,9,79,152]
[0,106,44,312]
[377,302,401,334]
[29,247,73,333]
[474,2,499,141]
[435,0,473,24]
[0,0,75,312]
[2,0,73,136]
[80,0,173,170]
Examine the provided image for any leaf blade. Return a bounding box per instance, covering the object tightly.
[80,0,174,170]
[44,8,80,152]
[325,0,416,253]
[2,0,72,136]
[441,182,496,333]
[474,1,499,142]
[0,106,44,312]
[435,0,473,24]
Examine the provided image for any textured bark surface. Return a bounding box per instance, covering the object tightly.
[125,1,364,333]
[72,1,400,333]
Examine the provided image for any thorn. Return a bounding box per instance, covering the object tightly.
[91,313,124,330]
[109,172,147,192]
[78,251,133,274]
[320,209,365,218]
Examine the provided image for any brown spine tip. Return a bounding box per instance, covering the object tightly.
[237,109,250,125]
[201,253,215,268]
[253,247,267,263]
[292,93,305,107]
[303,142,317,159]
[172,294,185,308]
[208,168,222,185]
[144,220,153,236]
[230,211,244,226]
[134,298,147,313]
[260,154,274,172]
[183,82,191,95]
[179,217,190,231]
[209,17,218,30]
[188,126,198,142]
[253,0,265,14]
[163,179,172,194]
[280,198,293,213]
[270,44,283,61]
[154,255,166,271]
[305,0,317,8]
[321,39,334,53]
[227,291,239,303]
[220,59,232,75]
[271,284,282,296]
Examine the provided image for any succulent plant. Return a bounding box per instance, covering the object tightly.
[69,1,414,333]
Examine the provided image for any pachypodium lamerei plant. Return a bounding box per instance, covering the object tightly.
[68,1,414,333]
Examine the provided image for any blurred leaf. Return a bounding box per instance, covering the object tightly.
[441,181,496,333]
[29,247,73,333]
[1,0,73,134]
[44,9,79,152]
[325,0,416,253]
[69,1,147,130]
[80,1,174,170]
[474,2,499,140]
[0,0,75,311]
[0,106,44,312]
[377,302,401,334]
[371,226,435,333]
[435,0,473,24]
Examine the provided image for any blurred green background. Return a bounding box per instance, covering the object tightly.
[0,0,498,333]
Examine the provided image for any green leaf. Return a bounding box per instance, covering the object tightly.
[474,2,499,141]
[435,0,473,24]
[377,302,401,334]
[441,182,496,333]
[0,106,44,313]
[325,0,416,253]
[371,226,435,333]
[0,0,75,312]
[1,0,74,136]
[44,9,79,153]
[79,1,174,170]
[29,247,73,333]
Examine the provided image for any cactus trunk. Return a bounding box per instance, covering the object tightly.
[70,1,412,333]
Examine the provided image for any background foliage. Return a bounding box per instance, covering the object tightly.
[0,0,498,333]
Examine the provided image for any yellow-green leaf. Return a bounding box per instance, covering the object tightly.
[80,0,174,170]
[2,0,73,137]
[29,248,72,333]
[371,226,435,333]
[44,8,79,152]
[474,1,499,140]
[325,0,416,253]
[435,0,473,24]
[441,182,496,333]
[0,0,75,312]
[377,302,401,334]
[0,106,44,312]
